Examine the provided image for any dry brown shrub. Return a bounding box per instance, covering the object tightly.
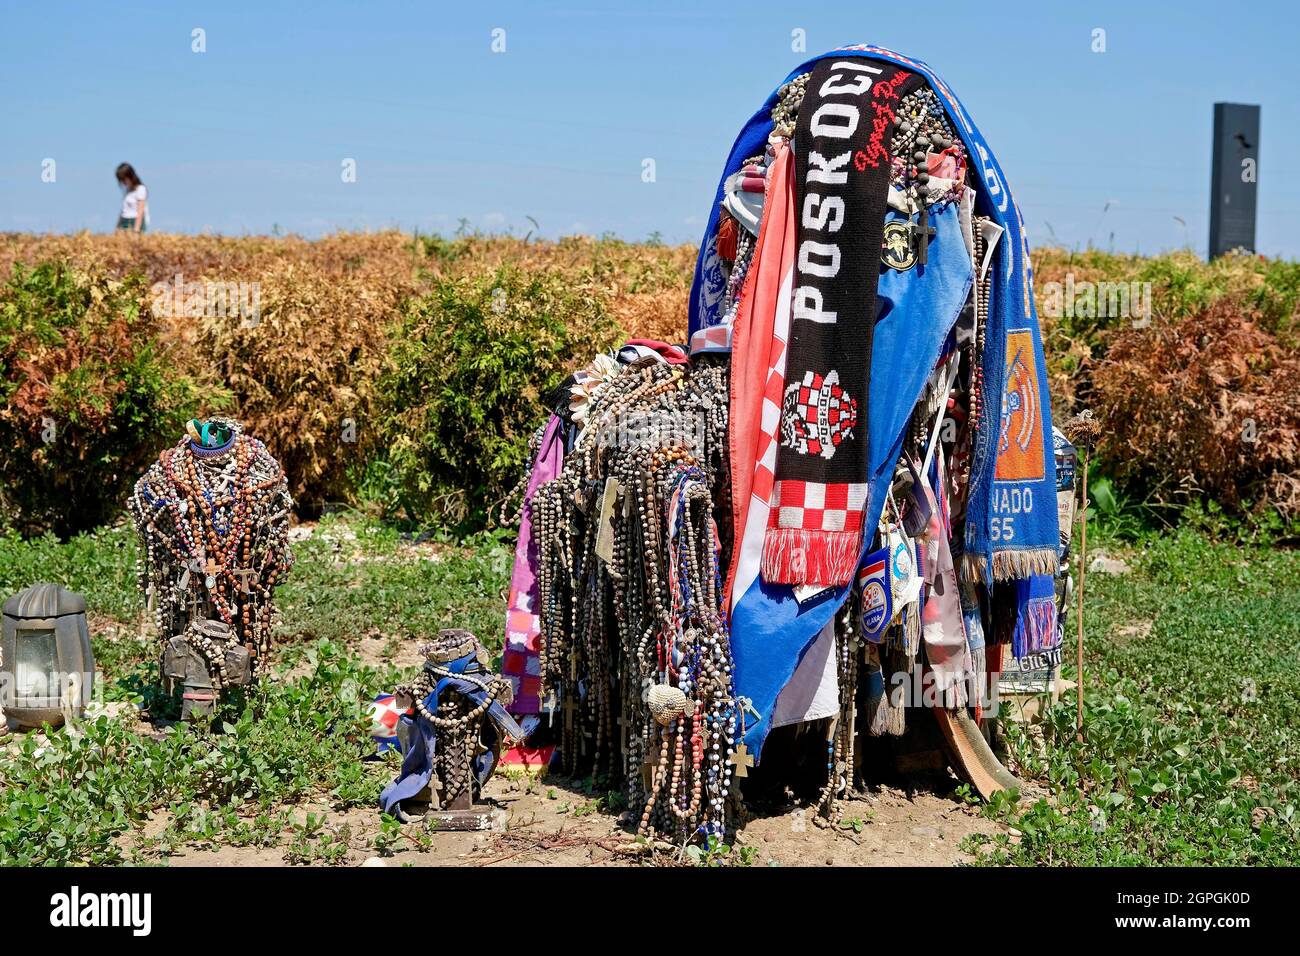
[0,231,421,294]
[0,232,696,512]
[1093,303,1300,516]
[189,260,410,510]
[426,234,695,344]
[610,288,688,345]
[0,230,697,346]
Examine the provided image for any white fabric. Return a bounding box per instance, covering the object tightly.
[722,172,765,235]
[120,184,148,221]
[770,618,840,729]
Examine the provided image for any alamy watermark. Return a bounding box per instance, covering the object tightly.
[1040,273,1151,327]
[579,407,711,457]
[151,273,260,327]
[50,886,151,936]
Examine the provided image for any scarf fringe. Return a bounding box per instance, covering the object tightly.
[958,552,986,585]
[969,644,987,719]
[864,658,886,736]
[962,548,1059,584]
[928,667,969,710]
[993,547,1059,582]
[1012,598,1060,659]
[760,527,861,586]
[876,677,906,736]
[901,603,920,670]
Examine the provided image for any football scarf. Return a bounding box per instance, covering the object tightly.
[760,58,924,587]
[700,44,1055,760]
[1010,573,1059,661]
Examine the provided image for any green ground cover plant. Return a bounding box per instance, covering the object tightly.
[1,513,1295,865]
[969,521,1300,865]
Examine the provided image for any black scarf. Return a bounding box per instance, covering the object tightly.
[762,57,923,586]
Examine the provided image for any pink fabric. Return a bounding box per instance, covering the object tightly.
[724,143,796,613]
[502,415,565,714]
[920,455,972,707]
[623,339,689,365]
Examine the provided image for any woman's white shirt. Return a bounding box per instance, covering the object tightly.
[121,184,148,221]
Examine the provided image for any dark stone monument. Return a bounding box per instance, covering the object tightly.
[1208,103,1260,258]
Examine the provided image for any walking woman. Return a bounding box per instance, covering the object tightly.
[115,162,149,232]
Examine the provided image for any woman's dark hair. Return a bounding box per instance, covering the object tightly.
[115,162,142,189]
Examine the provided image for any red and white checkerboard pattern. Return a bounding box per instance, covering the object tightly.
[502,589,543,713]
[769,479,868,533]
[727,263,793,613]
[749,336,787,506]
[689,323,733,355]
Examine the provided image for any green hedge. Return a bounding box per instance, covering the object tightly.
[3,240,1299,540]
[373,266,618,527]
[0,262,210,537]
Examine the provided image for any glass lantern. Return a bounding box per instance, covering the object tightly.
[1,583,94,730]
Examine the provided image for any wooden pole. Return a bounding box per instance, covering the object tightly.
[1063,409,1099,743]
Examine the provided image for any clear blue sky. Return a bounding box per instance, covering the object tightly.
[3,1,1297,258]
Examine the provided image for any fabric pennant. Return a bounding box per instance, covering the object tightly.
[919,456,972,707]
[857,546,893,642]
[886,527,921,614]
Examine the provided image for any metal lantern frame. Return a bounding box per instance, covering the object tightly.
[1,583,95,730]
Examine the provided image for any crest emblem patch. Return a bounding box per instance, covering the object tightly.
[995,329,1046,482]
[780,369,858,459]
[881,220,917,271]
[857,548,892,643]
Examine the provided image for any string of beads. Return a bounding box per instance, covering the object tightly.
[129,418,293,683]
[532,357,738,840]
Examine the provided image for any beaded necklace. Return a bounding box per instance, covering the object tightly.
[533,358,737,841]
[889,86,966,212]
[129,418,294,686]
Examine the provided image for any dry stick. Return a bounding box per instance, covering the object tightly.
[1076,447,1089,741]
[1064,409,1100,742]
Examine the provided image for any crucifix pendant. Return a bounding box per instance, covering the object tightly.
[729,743,755,778]
[913,206,937,266]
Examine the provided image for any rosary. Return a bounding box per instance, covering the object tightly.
[532,357,739,840]
[889,85,966,267]
[129,417,294,688]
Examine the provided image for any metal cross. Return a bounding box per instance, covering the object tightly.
[729,743,755,778]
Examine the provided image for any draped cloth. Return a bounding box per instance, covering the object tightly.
[379,653,525,818]
[728,186,973,756]
[502,415,565,715]
[699,44,1056,760]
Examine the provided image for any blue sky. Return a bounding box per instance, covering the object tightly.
[3,1,1297,257]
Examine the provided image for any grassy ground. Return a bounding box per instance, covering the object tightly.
[978,522,1300,865]
[0,514,1296,865]
[0,515,514,865]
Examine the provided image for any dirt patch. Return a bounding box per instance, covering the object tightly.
[157,773,1004,868]
[1111,620,1154,645]
[354,631,425,671]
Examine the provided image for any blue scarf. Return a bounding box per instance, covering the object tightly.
[693,45,1059,756]
[379,653,524,817]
